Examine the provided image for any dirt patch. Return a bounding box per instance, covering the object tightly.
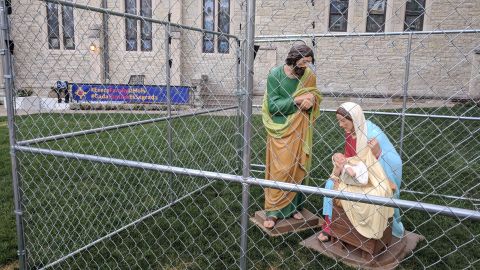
[0,261,19,270]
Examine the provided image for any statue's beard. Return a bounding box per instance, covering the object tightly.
[293,66,306,78]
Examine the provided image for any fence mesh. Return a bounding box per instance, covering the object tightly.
[2,0,479,269]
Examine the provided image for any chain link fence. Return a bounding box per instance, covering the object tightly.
[2,0,479,269]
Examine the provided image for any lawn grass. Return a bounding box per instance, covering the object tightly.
[0,116,18,266]
[1,103,479,269]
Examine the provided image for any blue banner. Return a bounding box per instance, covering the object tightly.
[71,84,190,104]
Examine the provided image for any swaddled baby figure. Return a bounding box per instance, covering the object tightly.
[332,152,368,186]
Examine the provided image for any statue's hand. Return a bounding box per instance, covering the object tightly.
[333,166,342,177]
[333,177,340,189]
[388,180,397,191]
[299,98,313,110]
[367,138,381,158]
[294,93,314,105]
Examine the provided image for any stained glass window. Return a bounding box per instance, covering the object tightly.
[125,0,137,51]
[217,0,230,53]
[203,0,215,53]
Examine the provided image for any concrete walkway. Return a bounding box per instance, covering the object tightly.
[0,97,455,117]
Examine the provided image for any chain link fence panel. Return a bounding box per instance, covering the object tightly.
[2,0,479,269]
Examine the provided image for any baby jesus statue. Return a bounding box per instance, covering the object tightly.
[332,152,368,186]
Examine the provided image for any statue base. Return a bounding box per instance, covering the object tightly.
[329,205,393,260]
[250,208,322,237]
[300,231,425,269]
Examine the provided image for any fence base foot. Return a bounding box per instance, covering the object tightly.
[250,209,322,237]
[300,230,425,269]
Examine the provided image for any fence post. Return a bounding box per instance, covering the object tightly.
[1,1,26,269]
[165,9,174,202]
[240,0,256,269]
[399,32,413,158]
[101,0,110,83]
[236,39,243,175]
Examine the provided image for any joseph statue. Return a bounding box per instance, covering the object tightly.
[262,44,322,229]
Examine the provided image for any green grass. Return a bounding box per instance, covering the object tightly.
[0,117,18,266]
[1,103,479,269]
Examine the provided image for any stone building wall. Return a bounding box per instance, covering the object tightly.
[252,0,480,99]
[105,0,181,86]
[9,0,103,97]
[2,0,479,103]
[179,0,242,106]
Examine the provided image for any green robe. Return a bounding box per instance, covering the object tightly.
[266,65,300,124]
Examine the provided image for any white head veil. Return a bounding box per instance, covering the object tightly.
[339,102,369,158]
